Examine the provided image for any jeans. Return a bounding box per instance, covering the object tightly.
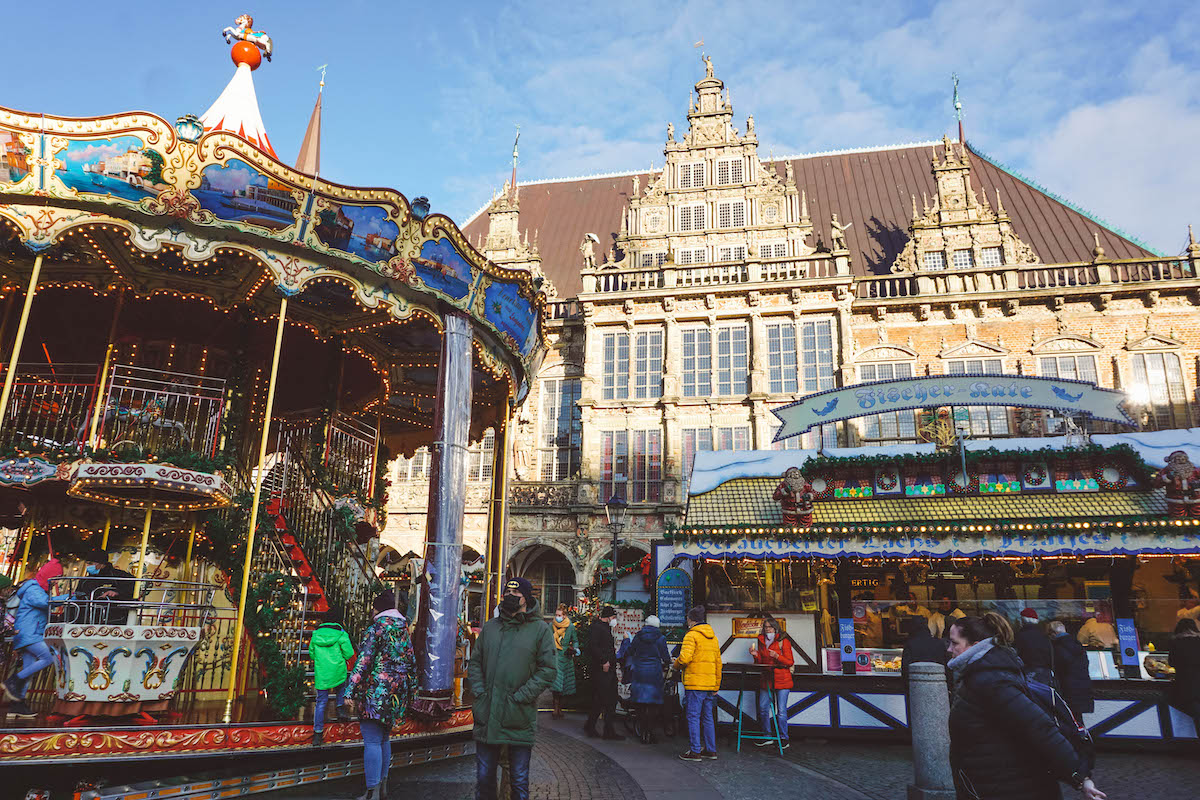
[756,687,789,741]
[313,682,347,732]
[11,641,55,699]
[685,689,716,755]
[360,719,392,789]
[475,742,532,800]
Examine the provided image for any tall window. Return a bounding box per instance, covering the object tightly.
[715,426,751,450]
[858,363,918,444]
[923,251,946,271]
[681,428,713,494]
[682,328,712,398]
[946,358,1010,436]
[1131,352,1190,429]
[717,200,745,228]
[679,163,705,189]
[633,330,663,400]
[601,430,661,502]
[678,247,706,265]
[766,322,799,394]
[716,245,747,262]
[715,325,749,395]
[716,159,744,185]
[540,378,582,481]
[395,449,431,480]
[679,204,706,232]
[602,332,630,401]
[467,429,496,481]
[770,420,837,450]
[800,320,836,392]
[759,241,787,259]
[1039,354,1099,435]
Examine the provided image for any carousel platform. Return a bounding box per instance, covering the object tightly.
[0,695,472,764]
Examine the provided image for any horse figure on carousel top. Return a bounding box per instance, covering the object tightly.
[222,14,273,62]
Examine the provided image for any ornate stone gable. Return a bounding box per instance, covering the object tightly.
[480,181,556,298]
[891,136,1039,274]
[938,338,1009,360]
[1031,334,1102,353]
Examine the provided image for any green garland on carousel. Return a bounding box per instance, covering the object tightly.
[0,441,232,475]
[244,571,308,719]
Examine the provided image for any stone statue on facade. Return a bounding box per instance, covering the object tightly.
[784,160,795,185]
[579,233,598,269]
[703,54,714,78]
[632,174,640,196]
[830,213,852,252]
[667,122,675,142]
[746,115,754,134]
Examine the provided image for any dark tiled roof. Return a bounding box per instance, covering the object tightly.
[683,478,1166,528]
[461,143,1157,298]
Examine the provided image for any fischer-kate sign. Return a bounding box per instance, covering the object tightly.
[772,374,1133,440]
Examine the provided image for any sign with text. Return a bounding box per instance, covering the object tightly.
[772,374,1133,440]
[613,607,645,649]
[672,530,1200,560]
[655,568,692,628]
[1116,617,1140,663]
[732,617,788,638]
[839,618,857,676]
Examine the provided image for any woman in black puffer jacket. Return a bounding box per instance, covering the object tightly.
[947,613,1106,800]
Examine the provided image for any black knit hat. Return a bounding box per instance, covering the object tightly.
[599,605,616,619]
[373,588,395,613]
[687,605,707,624]
[505,576,534,606]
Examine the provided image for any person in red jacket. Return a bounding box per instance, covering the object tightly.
[750,616,793,749]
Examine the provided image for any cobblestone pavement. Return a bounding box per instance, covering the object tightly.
[263,712,1200,799]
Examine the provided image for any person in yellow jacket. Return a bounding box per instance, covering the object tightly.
[673,605,722,761]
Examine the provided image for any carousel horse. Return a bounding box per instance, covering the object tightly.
[221,14,273,61]
[75,395,192,450]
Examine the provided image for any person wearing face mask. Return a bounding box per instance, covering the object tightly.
[674,605,722,761]
[73,548,134,625]
[584,605,625,740]
[550,603,578,719]
[469,577,556,800]
[750,616,793,749]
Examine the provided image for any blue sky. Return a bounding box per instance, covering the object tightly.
[5,1,1196,253]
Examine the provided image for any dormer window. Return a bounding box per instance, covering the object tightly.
[716,159,744,185]
[679,163,705,189]
[953,249,974,269]
[923,251,946,271]
[981,246,1003,268]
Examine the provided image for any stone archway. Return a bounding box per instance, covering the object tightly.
[508,542,579,614]
[582,539,651,592]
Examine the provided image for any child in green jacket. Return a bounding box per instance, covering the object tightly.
[310,606,355,745]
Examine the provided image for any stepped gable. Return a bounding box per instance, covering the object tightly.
[462,143,1156,298]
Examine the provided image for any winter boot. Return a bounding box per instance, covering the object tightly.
[311,729,323,747]
[354,786,380,800]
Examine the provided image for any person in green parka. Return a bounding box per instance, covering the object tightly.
[309,605,355,746]
[549,602,578,718]
[469,577,555,800]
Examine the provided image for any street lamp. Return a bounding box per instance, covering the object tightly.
[605,494,628,603]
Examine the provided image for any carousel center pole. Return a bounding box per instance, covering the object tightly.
[224,293,288,724]
[100,511,112,550]
[134,506,154,597]
[16,509,36,579]
[0,253,44,424]
[413,311,472,720]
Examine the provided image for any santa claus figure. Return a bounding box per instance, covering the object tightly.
[1156,450,1200,518]
[773,466,815,528]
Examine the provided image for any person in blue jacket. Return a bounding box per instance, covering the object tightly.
[625,615,671,744]
[4,557,63,718]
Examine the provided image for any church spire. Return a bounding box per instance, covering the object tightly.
[953,73,964,144]
[509,125,520,202]
[295,66,325,177]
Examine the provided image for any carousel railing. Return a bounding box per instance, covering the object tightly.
[0,363,100,452]
[273,434,378,643]
[47,575,218,628]
[95,363,226,458]
[275,412,379,498]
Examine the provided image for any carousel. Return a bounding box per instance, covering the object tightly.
[0,13,543,782]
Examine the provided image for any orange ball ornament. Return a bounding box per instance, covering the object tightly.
[231,41,262,70]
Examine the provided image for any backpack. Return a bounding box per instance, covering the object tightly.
[1024,674,1095,776]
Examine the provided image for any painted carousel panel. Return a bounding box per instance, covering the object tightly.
[54,135,166,203]
[313,202,399,264]
[194,158,299,231]
[0,128,30,184]
[412,238,474,300]
[481,279,539,357]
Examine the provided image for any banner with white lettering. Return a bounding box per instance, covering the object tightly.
[673,530,1200,560]
[771,374,1133,440]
